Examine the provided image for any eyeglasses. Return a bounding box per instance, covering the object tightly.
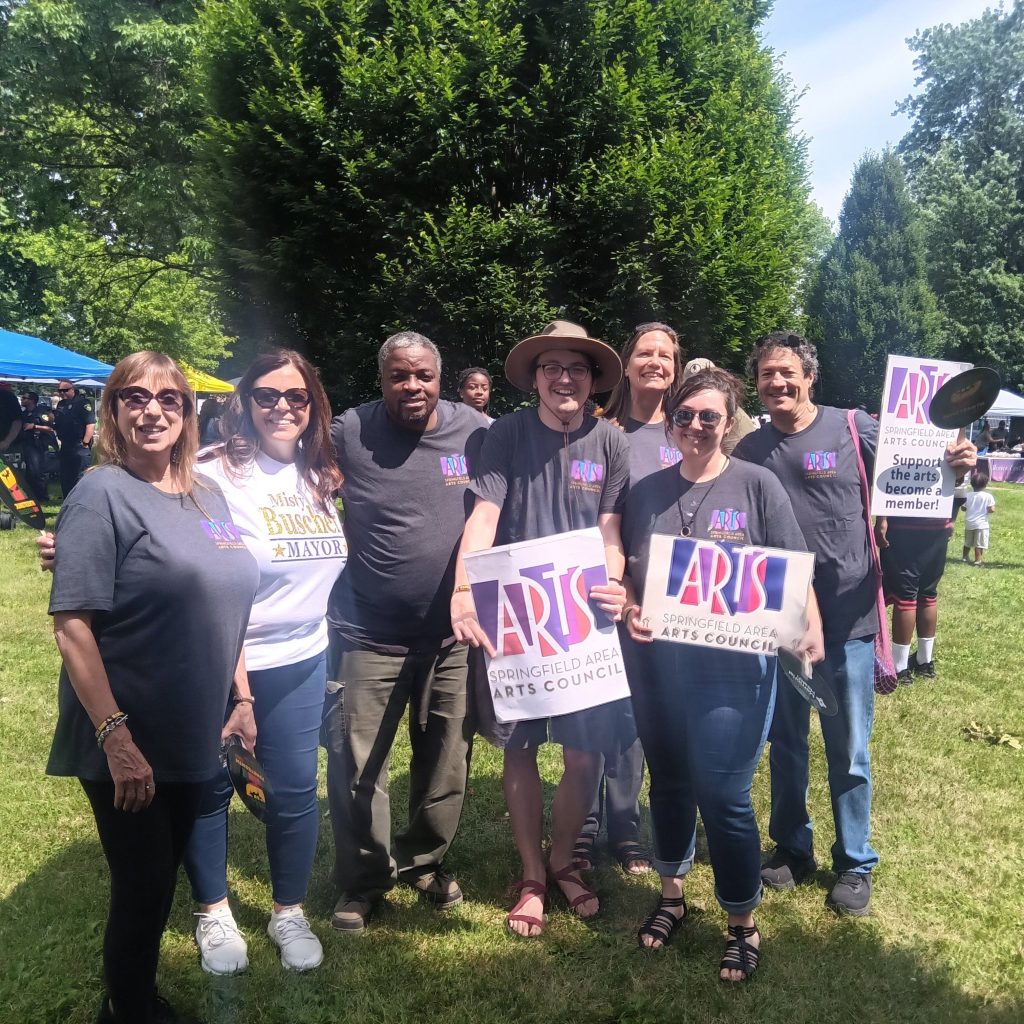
[538,363,592,381]
[118,386,184,411]
[57,387,73,394]
[670,408,723,428]
[249,387,311,410]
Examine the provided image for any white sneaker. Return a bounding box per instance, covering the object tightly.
[267,906,323,971]
[195,905,248,975]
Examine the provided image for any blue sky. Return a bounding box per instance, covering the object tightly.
[761,0,997,225]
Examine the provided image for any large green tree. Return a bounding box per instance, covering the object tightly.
[898,2,1024,391]
[195,0,814,404]
[0,0,232,366]
[806,151,942,409]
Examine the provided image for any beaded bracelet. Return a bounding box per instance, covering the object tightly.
[95,712,128,749]
[453,584,471,594]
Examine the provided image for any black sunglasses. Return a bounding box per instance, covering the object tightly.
[670,408,723,428]
[57,387,73,394]
[249,387,311,410]
[118,386,184,411]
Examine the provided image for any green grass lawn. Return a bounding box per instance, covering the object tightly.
[1,488,1022,1023]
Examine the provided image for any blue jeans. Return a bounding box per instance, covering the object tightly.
[630,643,776,915]
[768,635,879,874]
[185,651,326,907]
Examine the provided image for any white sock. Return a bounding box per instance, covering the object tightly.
[917,637,935,663]
[893,643,911,672]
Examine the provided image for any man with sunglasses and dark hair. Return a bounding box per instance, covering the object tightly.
[53,379,95,498]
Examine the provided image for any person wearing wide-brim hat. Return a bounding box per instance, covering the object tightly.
[450,320,632,937]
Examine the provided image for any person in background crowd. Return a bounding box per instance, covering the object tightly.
[184,350,346,975]
[621,368,822,980]
[681,358,758,454]
[19,390,57,501]
[962,469,995,565]
[0,379,23,451]
[324,332,489,935]
[46,352,257,1024]
[989,421,1008,450]
[451,320,629,938]
[733,331,975,917]
[572,321,686,877]
[198,397,225,446]
[53,379,95,497]
[457,367,493,421]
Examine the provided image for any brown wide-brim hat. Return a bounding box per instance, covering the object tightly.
[504,320,623,394]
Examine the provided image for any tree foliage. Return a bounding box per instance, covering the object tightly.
[898,2,1024,390]
[806,151,942,409]
[0,0,232,366]
[195,0,812,404]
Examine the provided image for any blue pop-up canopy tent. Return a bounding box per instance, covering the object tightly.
[0,327,113,381]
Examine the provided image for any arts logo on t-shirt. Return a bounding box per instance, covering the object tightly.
[201,518,246,550]
[570,459,604,494]
[439,453,470,486]
[707,507,748,542]
[803,449,837,479]
[660,446,682,468]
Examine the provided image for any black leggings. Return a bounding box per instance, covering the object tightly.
[81,779,204,1023]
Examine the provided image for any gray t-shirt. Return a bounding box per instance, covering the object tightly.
[329,399,488,651]
[622,457,808,603]
[472,409,630,544]
[47,466,258,781]
[622,419,681,483]
[733,405,879,642]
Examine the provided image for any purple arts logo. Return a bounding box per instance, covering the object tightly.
[660,446,683,467]
[803,450,837,473]
[886,364,951,424]
[709,508,747,532]
[201,519,242,544]
[665,539,787,615]
[471,561,611,657]
[571,459,604,484]
[439,453,468,477]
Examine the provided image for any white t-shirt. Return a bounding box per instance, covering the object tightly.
[964,489,995,529]
[201,452,347,670]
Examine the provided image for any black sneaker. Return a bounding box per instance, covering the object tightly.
[911,655,936,679]
[897,667,914,687]
[825,871,872,916]
[760,847,817,890]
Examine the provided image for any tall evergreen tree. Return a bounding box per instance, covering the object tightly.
[806,151,942,410]
[195,0,814,405]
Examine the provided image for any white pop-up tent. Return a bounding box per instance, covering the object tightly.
[987,388,1024,419]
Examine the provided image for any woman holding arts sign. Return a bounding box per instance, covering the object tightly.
[620,368,824,982]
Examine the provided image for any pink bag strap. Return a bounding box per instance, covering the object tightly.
[846,410,891,657]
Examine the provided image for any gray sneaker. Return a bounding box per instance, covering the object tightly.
[825,871,872,916]
[330,894,377,935]
[760,847,817,890]
[408,868,464,910]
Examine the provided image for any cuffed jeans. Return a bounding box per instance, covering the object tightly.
[630,643,776,915]
[185,652,325,907]
[322,640,472,901]
[768,634,879,874]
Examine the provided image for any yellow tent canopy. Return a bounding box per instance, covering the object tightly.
[181,362,235,394]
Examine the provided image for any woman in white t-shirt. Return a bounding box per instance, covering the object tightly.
[186,350,346,975]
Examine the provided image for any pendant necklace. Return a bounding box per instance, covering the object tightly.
[676,457,730,537]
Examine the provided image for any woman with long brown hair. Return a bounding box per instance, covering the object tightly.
[184,349,345,975]
[46,352,258,1023]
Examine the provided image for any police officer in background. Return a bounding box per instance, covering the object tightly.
[19,390,57,502]
[0,379,23,453]
[53,379,95,497]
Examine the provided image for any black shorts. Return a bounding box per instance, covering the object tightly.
[881,527,950,604]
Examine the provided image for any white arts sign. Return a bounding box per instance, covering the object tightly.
[639,535,815,654]
[870,354,971,518]
[463,528,629,724]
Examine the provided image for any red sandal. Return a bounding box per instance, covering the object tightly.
[548,863,600,918]
[505,879,548,938]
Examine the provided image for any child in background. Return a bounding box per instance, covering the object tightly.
[962,470,996,565]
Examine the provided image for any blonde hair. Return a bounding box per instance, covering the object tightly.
[98,352,202,497]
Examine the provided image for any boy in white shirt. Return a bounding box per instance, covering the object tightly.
[962,469,996,565]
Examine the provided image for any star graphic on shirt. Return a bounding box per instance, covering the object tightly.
[273,544,286,557]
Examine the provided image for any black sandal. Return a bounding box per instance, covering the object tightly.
[637,894,687,949]
[572,833,598,871]
[719,923,760,981]
[613,840,653,874]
